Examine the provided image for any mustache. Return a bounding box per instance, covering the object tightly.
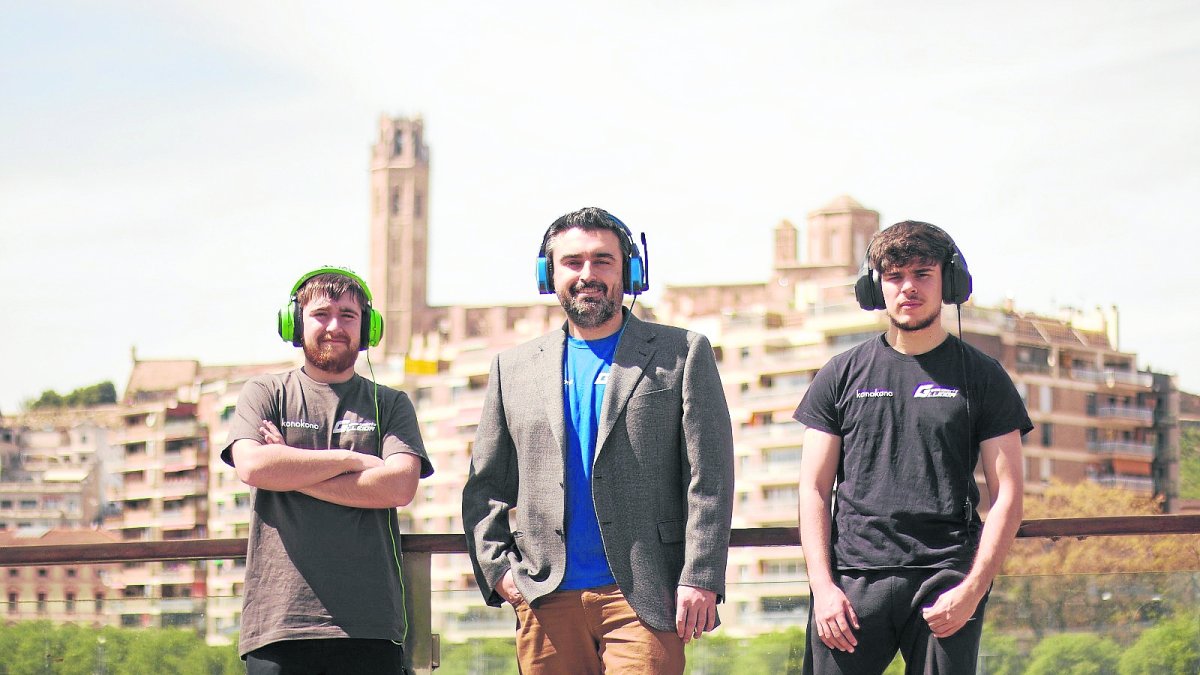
[570,280,608,294]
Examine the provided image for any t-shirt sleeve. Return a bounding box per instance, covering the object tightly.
[380,389,434,479]
[220,377,279,467]
[793,360,843,436]
[975,357,1034,442]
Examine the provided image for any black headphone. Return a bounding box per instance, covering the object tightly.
[535,210,649,295]
[854,222,972,310]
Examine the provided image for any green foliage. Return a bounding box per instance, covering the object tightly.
[1117,612,1200,675]
[25,381,117,410]
[437,638,519,675]
[1180,427,1200,500]
[1024,632,1120,675]
[0,622,239,675]
[978,632,1029,675]
[687,626,806,674]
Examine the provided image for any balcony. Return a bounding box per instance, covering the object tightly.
[738,421,805,441]
[1,517,1197,673]
[1070,368,1154,388]
[1090,474,1155,493]
[1093,406,1155,424]
[1087,440,1155,458]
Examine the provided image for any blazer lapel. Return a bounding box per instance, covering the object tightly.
[537,327,568,457]
[595,314,656,457]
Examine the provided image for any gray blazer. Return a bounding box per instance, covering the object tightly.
[462,313,735,632]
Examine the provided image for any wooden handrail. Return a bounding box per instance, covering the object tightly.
[1,515,1197,566]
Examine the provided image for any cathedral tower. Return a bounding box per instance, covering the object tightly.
[369,115,430,358]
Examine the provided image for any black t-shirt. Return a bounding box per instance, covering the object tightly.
[793,334,1031,571]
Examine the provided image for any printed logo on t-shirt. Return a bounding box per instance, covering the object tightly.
[594,373,609,385]
[855,388,894,399]
[332,420,377,433]
[913,382,960,399]
[281,419,320,430]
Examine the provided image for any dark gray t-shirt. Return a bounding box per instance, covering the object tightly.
[222,369,434,656]
[793,334,1031,571]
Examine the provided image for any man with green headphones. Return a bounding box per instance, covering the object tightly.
[221,267,434,674]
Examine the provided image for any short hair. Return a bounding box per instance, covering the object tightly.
[867,220,956,273]
[542,207,632,271]
[295,273,370,313]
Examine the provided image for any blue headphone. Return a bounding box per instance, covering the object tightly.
[535,210,649,295]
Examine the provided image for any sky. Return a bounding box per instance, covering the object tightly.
[2,1,1198,413]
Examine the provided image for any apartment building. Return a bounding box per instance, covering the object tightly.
[1,528,120,626]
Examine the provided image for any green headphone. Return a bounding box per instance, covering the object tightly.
[277,266,384,350]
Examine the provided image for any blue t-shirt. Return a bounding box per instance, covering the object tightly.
[560,331,621,590]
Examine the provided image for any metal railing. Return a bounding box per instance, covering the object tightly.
[2,516,1198,673]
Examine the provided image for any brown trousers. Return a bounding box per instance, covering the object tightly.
[513,584,685,674]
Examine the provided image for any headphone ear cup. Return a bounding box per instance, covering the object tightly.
[855,270,885,311]
[535,257,553,294]
[627,256,645,295]
[942,252,974,304]
[365,308,384,349]
[278,301,300,345]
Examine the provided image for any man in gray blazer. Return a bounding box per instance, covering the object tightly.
[462,207,735,674]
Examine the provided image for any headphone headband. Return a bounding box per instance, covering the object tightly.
[288,266,374,303]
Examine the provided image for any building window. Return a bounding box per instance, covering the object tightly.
[36,592,46,614]
[414,192,423,218]
[7,591,16,613]
[1041,423,1054,447]
[391,187,401,216]
[95,593,104,613]
[66,568,77,578]
[37,568,48,578]
[7,569,18,578]
[65,592,76,613]
[393,130,404,156]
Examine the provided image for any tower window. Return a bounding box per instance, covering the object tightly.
[393,131,404,156]
[414,192,423,218]
[391,187,401,216]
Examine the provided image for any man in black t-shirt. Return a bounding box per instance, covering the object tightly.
[223,268,433,675]
[794,222,1030,674]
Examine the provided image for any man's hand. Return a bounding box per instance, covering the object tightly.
[675,585,717,643]
[259,420,284,445]
[811,582,859,652]
[921,582,981,638]
[496,569,523,606]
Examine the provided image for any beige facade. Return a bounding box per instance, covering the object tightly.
[1,529,120,627]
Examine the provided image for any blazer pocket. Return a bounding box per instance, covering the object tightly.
[657,520,685,544]
[630,387,671,400]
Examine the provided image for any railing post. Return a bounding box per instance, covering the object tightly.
[403,549,434,673]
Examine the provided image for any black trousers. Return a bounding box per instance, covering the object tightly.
[803,568,989,675]
[245,638,407,675]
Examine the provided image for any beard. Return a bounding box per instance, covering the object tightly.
[889,305,941,333]
[558,280,621,329]
[303,336,359,374]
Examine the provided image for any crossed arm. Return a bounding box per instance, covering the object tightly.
[230,420,422,508]
[798,427,1024,652]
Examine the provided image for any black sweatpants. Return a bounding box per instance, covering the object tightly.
[803,568,988,675]
[245,638,407,675]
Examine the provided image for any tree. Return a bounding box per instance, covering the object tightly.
[1117,612,1200,674]
[1180,426,1200,500]
[1024,633,1119,675]
[989,480,1200,639]
[24,380,117,410]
